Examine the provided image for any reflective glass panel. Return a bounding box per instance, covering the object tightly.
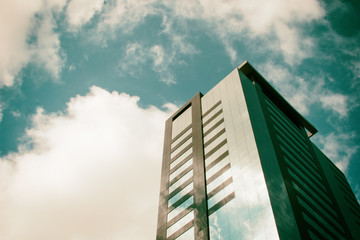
[168,183,193,207]
[206,157,230,180]
[208,183,234,209]
[175,226,194,240]
[171,137,192,159]
[170,148,192,170]
[169,170,193,194]
[167,210,194,237]
[170,158,193,181]
[171,128,192,149]
[207,169,232,193]
[168,196,194,221]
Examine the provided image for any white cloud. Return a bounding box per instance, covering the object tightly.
[317,132,358,172]
[260,61,350,118]
[0,0,66,87]
[320,94,348,118]
[150,45,165,66]
[10,110,21,118]
[96,0,158,38]
[0,86,174,240]
[32,13,65,80]
[166,0,324,65]
[91,0,325,65]
[118,43,147,76]
[0,0,39,87]
[119,43,176,85]
[150,45,176,85]
[66,0,105,28]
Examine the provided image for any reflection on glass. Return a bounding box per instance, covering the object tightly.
[167,210,194,237]
[206,156,229,179]
[209,198,243,240]
[207,169,232,193]
[208,183,234,209]
[168,196,194,221]
[168,183,193,207]
[170,158,193,182]
[169,170,193,194]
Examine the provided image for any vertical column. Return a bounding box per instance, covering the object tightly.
[156,118,173,240]
[191,93,210,240]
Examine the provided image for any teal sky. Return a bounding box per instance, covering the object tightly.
[0,0,359,239]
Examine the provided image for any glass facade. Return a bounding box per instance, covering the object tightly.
[263,94,347,239]
[165,106,196,239]
[156,61,360,240]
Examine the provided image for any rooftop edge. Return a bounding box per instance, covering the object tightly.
[238,60,317,137]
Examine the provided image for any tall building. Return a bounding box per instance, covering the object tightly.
[156,61,360,240]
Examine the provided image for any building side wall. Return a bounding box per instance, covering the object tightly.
[158,63,360,240]
[240,69,352,240]
[200,69,279,239]
[157,94,210,240]
[313,144,360,240]
[238,70,302,240]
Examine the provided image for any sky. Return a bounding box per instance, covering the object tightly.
[0,0,359,239]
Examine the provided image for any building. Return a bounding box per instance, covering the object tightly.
[156,61,360,240]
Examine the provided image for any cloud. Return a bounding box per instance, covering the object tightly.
[119,43,176,85]
[32,13,65,80]
[0,0,66,87]
[320,94,348,118]
[95,0,158,39]
[0,0,328,88]
[118,42,147,76]
[10,110,21,118]
[259,61,350,118]
[66,0,105,29]
[165,0,324,65]
[0,86,174,240]
[91,0,325,65]
[317,132,358,172]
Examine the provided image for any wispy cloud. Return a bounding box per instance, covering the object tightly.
[119,43,178,85]
[165,0,324,65]
[31,12,65,80]
[0,86,173,239]
[316,132,358,172]
[66,0,105,29]
[0,0,66,87]
[260,61,351,118]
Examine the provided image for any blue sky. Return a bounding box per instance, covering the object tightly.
[0,0,359,239]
